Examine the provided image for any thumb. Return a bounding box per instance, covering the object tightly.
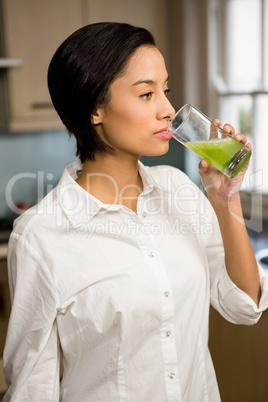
[198,160,215,181]
[198,159,210,173]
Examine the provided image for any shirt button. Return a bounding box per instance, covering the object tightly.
[165,331,171,337]
[164,291,170,298]
[168,372,176,380]
[148,250,156,257]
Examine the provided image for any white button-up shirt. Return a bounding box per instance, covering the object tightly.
[3,161,268,401]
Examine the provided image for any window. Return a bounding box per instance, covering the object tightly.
[208,0,268,194]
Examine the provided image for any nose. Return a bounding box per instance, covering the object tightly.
[157,94,176,122]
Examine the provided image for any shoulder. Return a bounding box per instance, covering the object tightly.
[142,164,215,219]
[143,164,200,192]
[11,187,65,246]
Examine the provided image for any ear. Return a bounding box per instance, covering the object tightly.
[91,107,104,125]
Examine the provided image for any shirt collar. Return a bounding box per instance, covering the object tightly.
[138,160,169,195]
[137,160,158,195]
[56,160,163,227]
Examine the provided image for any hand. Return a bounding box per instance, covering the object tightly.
[198,119,252,204]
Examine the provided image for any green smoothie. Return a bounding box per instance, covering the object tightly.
[185,137,251,177]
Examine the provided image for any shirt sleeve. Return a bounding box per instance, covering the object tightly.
[3,233,60,401]
[202,195,268,325]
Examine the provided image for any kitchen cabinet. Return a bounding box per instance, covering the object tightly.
[0,0,170,132]
[0,258,9,394]
[0,258,9,354]
[0,0,86,132]
[209,306,268,402]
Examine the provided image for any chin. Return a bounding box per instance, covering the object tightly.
[143,143,170,157]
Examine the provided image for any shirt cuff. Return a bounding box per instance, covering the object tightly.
[217,264,268,325]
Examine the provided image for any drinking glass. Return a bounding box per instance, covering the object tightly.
[168,104,251,178]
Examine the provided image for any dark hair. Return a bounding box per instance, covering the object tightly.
[47,22,156,162]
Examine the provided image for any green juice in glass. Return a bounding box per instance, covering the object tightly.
[184,137,251,178]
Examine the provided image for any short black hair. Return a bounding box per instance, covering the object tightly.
[47,22,156,162]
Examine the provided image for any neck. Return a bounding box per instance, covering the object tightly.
[76,152,143,211]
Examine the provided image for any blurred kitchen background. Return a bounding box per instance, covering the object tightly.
[0,0,268,400]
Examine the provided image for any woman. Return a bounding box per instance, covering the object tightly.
[3,22,268,401]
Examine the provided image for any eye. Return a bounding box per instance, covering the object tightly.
[164,88,171,97]
[140,92,153,100]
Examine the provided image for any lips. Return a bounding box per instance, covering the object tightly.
[154,126,172,140]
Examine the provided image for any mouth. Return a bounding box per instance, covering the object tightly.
[154,126,172,140]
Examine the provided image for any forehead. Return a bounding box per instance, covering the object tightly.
[119,45,167,82]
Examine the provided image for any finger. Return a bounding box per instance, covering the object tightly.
[222,124,235,134]
[212,118,221,126]
[246,142,252,150]
[233,133,252,150]
[233,133,245,142]
[243,140,252,151]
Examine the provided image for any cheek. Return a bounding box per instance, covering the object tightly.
[123,108,154,134]
[100,96,155,148]
[111,97,152,123]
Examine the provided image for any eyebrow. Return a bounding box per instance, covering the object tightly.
[132,77,169,86]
